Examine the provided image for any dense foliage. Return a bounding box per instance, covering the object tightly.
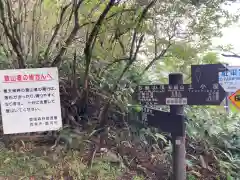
[0,0,239,179]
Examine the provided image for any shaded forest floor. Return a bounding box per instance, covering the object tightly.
[0,138,136,180]
[0,131,227,180]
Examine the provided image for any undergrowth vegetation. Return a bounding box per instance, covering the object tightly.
[0,0,239,179]
[0,147,126,179]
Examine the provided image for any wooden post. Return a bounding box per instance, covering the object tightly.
[169,73,186,180]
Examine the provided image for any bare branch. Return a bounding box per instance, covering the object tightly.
[83,0,117,88]
[101,57,129,73]
[129,0,157,60]
[221,53,240,58]
[133,35,144,60]
[84,0,117,57]
[97,0,157,141]
[108,0,157,91]
[5,1,16,42]
[51,0,84,67]
[72,49,77,92]
[0,0,25,68]
[31,0,38,60]
[18,0,30,58]
[64,7,137,39]
[140,43,172,77]
[0,40,11,58]
[43,3,71,60]
[97,35,146,134]
[64,5,74,36]
[139,16,178,78]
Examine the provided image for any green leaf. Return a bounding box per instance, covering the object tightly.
[154,133,167,143]
[133,105,142,112]
[226,173,233,180]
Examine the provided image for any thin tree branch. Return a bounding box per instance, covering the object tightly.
[0,40,11,58]
[44,3,71,60]
[97,0,156,146]
[31,0,38,60]
[97,35,145,134]
[78,0,117,118]
[5,0,23,54]
[133,34,144,61]
[64,7,136,37]
[221,54,240,58]
[51,0,84,67]
[63,5,74,36]
[83,0,117,88]
[19,0,29,57]
[0,0,25,68]
[84,0,117,57]
[129,0,156,60]
[140,43,172,77]
[100,57,129,74]
[72,49,77,90]
[105,0,156,91]
[5,1,16,42]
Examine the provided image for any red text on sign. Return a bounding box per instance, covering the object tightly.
[3,73,53,83]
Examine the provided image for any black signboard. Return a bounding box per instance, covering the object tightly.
[142,107,185,136]
[138,84,187,105]
[138,83,226,105]
[191,63,227,89]
[187,84,225,105]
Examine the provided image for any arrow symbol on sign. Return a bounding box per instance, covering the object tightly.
[200,84,206,89]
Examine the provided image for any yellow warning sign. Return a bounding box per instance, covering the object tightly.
[229,90,240,110]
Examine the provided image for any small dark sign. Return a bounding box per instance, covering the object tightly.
[142,107,185,136]
[138,84,188,105]
[138,83,226,105]
[187,83,226,105]
[191,63,227,89]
